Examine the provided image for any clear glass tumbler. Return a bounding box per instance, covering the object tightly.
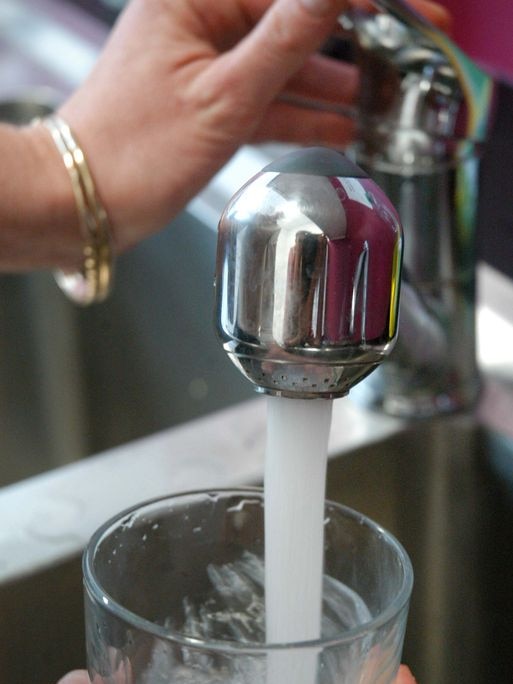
[83,488,413,684]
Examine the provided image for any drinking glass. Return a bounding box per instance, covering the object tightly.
[83,488,413,683]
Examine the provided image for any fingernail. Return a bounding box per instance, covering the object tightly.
[298,0,336,17]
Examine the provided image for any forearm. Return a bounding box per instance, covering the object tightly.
[0,123,82,272]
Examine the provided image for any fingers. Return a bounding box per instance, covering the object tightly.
[251,100,355,146]
[217,0,450,123]
[395,665,418,684]
[56,671,89,684]
[223,0,350,109]
[285,54,359,106]
[406,0,452,33]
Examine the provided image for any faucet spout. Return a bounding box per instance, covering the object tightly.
[214,147,403,400]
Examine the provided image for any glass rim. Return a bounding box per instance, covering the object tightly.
[83,486,413,654]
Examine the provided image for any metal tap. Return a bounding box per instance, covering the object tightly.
[343,0,496,416]
[214,146,403,399]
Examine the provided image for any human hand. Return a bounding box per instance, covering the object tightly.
[397,664,418,683]
[16,0,448,274]
[55,0,356,252]
[55,0,449,253]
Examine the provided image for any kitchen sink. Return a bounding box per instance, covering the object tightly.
[3,399,513,684]
[0,213,254,486]
[326,410,513,683]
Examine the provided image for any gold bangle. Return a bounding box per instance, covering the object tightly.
[40,115,114,305]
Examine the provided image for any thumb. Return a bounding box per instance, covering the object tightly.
[222,0,349,107]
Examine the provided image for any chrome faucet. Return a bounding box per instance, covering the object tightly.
[343,0,496,416]
[214,147,403,399]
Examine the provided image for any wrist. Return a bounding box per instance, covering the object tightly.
[15,122,83,270]
[0,124,82,272]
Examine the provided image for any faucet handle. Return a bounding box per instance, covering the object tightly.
[342,0,495,147]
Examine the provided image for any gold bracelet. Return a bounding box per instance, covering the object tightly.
[40,115,114,305]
